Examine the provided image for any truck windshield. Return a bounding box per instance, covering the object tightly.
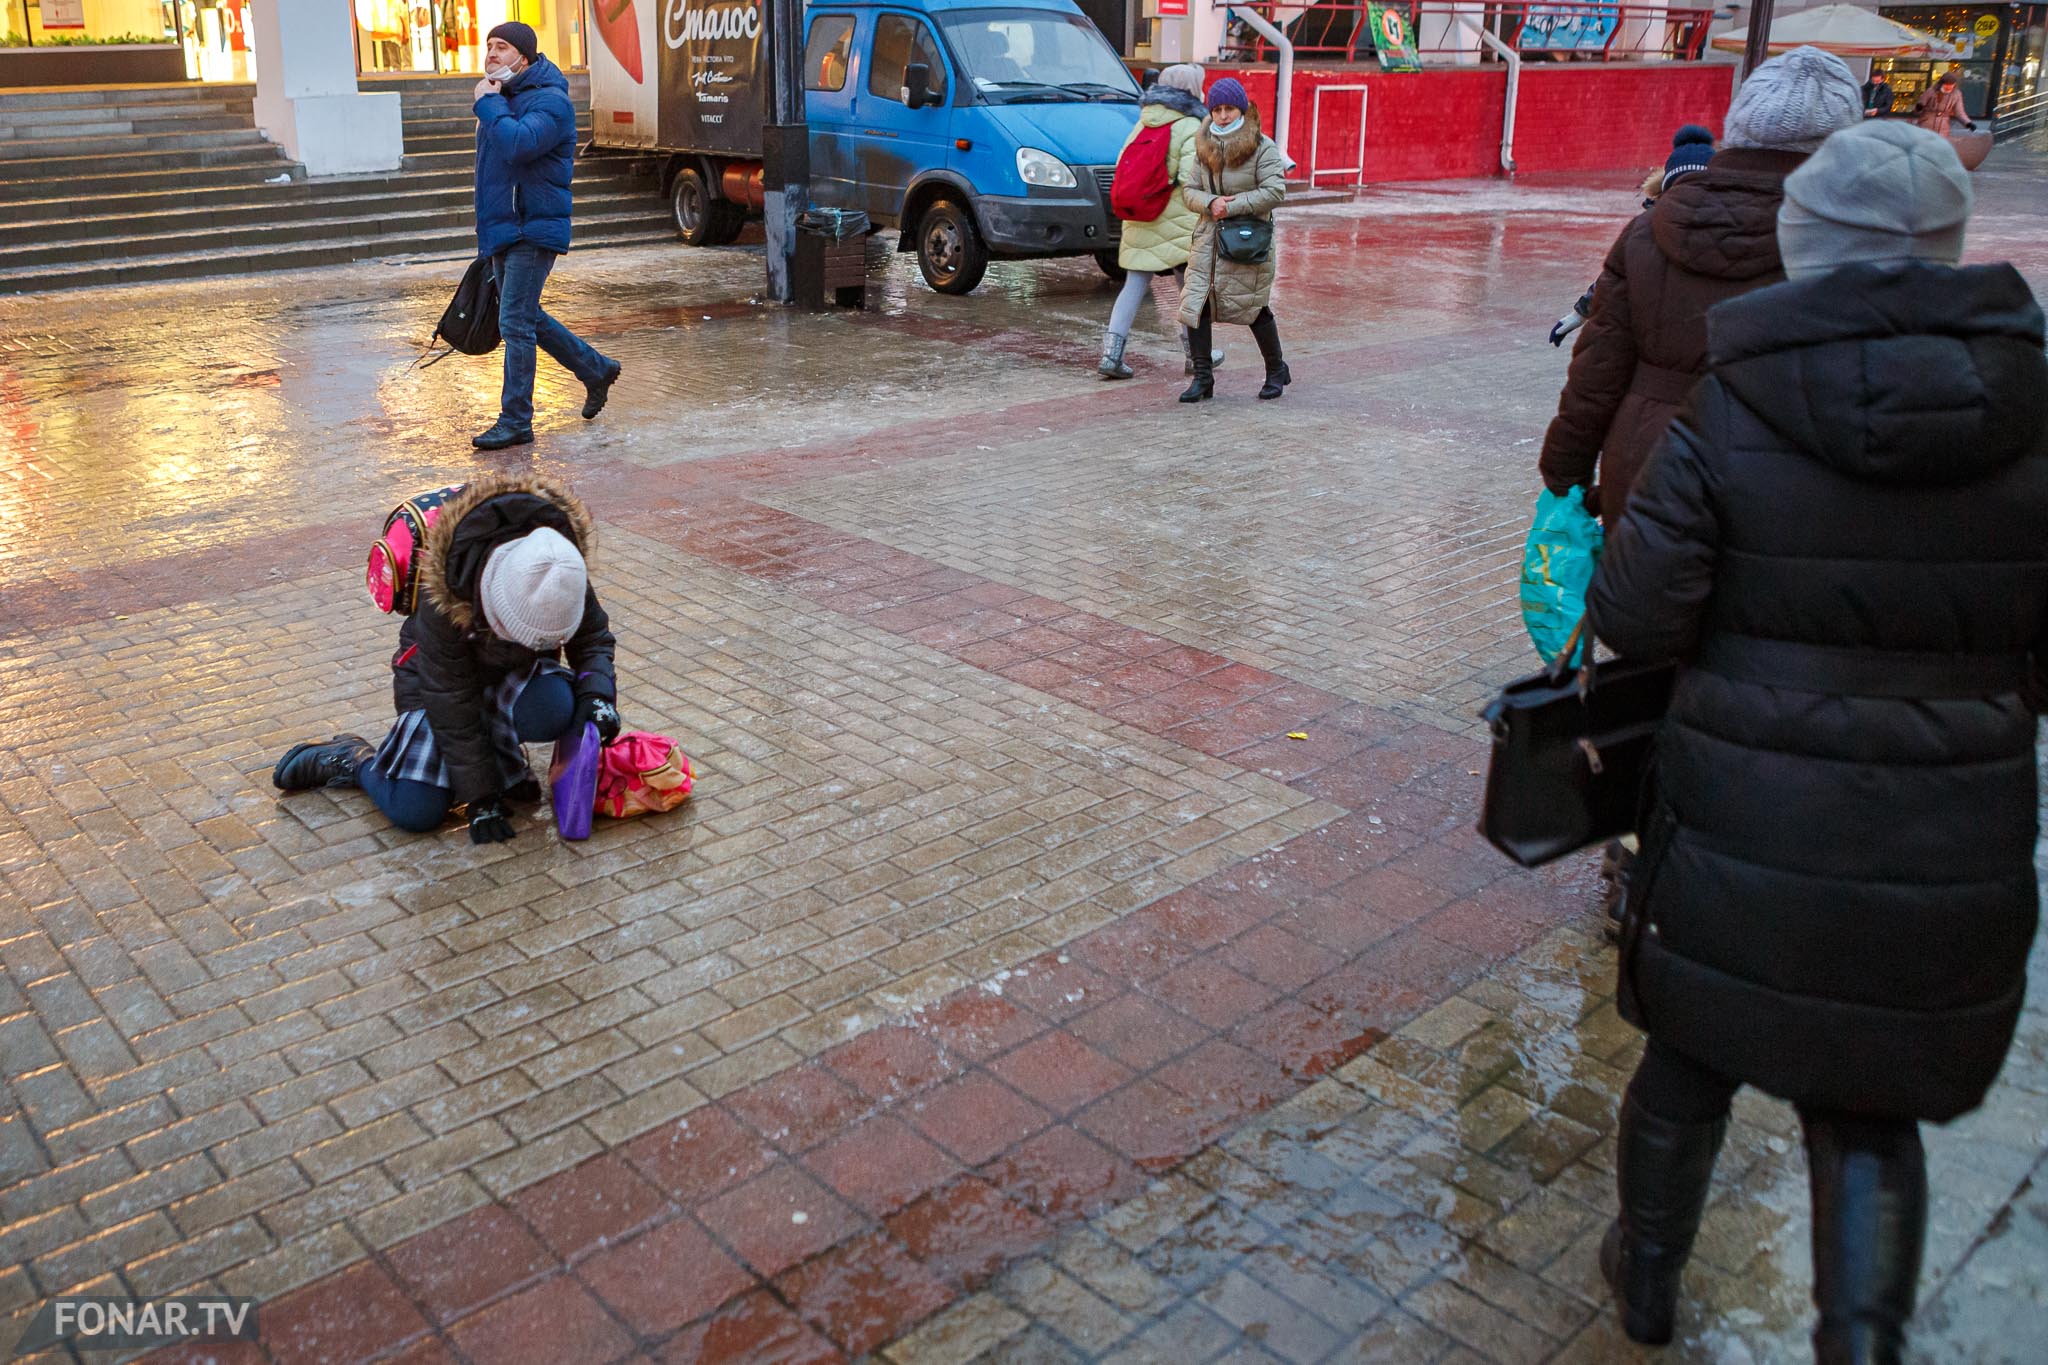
[938,10,1140,104]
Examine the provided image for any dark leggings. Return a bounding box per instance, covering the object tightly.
[1188,304,1281,371]
[1628,1036,1922,1160]
[356,672,577,833]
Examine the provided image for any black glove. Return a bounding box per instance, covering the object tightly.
[468,799,516,844]
[572,695,622,744]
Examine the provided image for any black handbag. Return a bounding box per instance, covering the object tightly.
[1216,216,1273,264]
[419,256,501,367]
[1478,623,1677,868]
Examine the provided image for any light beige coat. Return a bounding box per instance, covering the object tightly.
[1178,109,1288,327]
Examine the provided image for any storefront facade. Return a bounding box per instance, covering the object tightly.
[1875,3,2046,117]
[3,0,583,79]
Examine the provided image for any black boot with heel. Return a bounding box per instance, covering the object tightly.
[1601,1095,1728,1345]
[1180,309,1214,403]
[1806,1117,1926,1365]
[1251,309,1290,400]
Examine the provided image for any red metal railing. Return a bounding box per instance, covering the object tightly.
[1218,2,1716,64]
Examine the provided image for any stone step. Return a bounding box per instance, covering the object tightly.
[0,125,273,162]
[0,106,252,139]
[0,215,678,294]
[0,83,253,112]
[0,166,463,223]
[0,141,294,183]
[0,191,669,267]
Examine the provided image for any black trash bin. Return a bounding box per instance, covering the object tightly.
[792,208,874,312]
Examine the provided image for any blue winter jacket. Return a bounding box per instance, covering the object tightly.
[473,54,577,256]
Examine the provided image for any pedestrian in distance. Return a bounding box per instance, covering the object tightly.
[1913,68,1976,136]
[1538,44,1862,532]
[1177,78,1290,403]
[1587,119,2048,1362]
[1861,71,1894,118]
[1548,124,1717,348]
[1098,63,1223,382]
[470,21,622,450]
[272,474,624,844]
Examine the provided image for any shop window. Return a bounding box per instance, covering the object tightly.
[806,14,854,91]
[868,14,946,104]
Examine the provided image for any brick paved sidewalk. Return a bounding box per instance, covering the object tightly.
[2,163,2045,1364]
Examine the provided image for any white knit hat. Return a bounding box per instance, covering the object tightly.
[1157,64,1204,97]
[1724,45,1862,153]
[1779,122,1972,279]
[480,527,587,650]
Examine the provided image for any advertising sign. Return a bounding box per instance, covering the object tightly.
[42,0,86,29]
[1517,4,1619,51]
[1368,3,1420,72]
[587,0,660,148]
[657,0,766,157]
[1156,0,1188,16]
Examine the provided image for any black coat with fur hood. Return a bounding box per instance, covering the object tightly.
[395,473,617,806]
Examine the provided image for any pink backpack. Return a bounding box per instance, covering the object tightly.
[595,732,694,819]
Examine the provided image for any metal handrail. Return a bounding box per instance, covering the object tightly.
[1217,1,1716,64]
[1992,87,2048,142]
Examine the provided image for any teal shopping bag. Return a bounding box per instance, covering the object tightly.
[1519,487,1602,665]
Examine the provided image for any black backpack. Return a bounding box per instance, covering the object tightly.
[419,256,501,366]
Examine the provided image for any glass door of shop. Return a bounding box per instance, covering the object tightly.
[353,0,584,75]
[169,0,257,81]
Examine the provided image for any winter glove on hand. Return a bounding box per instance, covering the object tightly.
[468,800,516,845]
[572,696,622,744]
[1549,311,1586,347]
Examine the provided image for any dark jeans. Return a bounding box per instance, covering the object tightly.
[1189,304,1281,373]
[356,671,577,832]
[492,242,612,431]
[1628,1034,1923,1163]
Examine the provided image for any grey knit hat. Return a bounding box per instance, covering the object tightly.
[1723,45,1862,153]
[1779,121,1972,280]
[481,527,588,651]
[1157,63,1204,97]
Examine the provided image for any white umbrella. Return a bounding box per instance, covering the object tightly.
[1711,4,1960,59]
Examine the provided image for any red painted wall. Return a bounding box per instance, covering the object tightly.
[1196,62,1736,184]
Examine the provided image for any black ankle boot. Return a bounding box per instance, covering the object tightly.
[473,420,534,450]
[1257,362,1292,401]
[582,360,622,419]
[1601,1095,1728,1345]
[1807,1118,1926,1365]
[273,735,373,792]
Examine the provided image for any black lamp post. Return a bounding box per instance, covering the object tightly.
[1742,0,1776,78]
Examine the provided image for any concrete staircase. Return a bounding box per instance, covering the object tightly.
[0,75,670,294]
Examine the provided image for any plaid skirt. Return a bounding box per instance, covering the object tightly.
[372,661,568,792]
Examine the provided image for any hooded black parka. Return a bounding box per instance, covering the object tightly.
[1588,261,2048,1122]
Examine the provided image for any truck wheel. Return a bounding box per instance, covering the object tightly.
[673,167,747,246]
[1094,250,1127,282]
[916,199,988,295]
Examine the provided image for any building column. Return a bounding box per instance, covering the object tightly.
[249,0,403,176]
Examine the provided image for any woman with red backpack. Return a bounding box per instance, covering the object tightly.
[1098,64,1218,381]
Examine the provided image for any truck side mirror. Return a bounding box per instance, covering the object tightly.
[902,63,936,109]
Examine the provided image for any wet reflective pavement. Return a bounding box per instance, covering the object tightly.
[1,148,2045,1364]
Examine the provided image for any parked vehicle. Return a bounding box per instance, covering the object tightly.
[583,0,1141,293]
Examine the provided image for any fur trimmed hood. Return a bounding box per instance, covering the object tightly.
[418,471,595,633]
[1195,106,1264,178]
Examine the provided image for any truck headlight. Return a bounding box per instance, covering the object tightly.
[1015,147,1077,189]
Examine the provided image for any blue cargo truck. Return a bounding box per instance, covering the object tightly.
[584,0,1142,293]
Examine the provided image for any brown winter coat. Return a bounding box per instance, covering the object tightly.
[1538,148,1806,531]
[1915,82,1970,135]
[1179,110,1288,328]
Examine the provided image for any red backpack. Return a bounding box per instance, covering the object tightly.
[1110,123,1175,222]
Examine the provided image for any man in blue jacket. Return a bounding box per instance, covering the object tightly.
[471,22,621,450]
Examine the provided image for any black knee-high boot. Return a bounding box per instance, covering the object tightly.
[1805,1117,1926,1365]
[1602,1093,1728,1345]
[1180,306,1214,403]
[1250,308,1289,399]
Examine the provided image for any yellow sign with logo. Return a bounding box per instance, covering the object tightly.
[1974,13,1999,39]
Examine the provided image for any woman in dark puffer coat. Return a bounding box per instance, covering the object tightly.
[272,473,621,844]
[1587,121,2048,1362]
[1539,46,1862,533]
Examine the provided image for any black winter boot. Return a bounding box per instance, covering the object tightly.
[1806,1118,1926,1365]
[472,420,534,450]
[1180,312,1214,403]
[1601,1095,1728,1345]
[272,735,373,792]
[582,360,622,419]
[1251,309,1290,400]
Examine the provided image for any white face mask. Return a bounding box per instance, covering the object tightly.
[487,64,515,82]
[1210,114,1243,136]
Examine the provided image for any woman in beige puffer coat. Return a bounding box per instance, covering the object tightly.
[1178,80,1289,402]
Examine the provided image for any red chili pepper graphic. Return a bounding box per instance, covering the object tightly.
[595,0,643,82]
